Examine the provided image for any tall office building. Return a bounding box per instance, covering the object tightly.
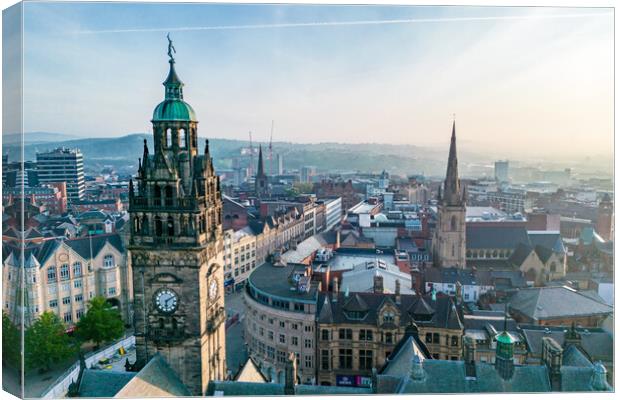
[276,153,284,175]
[494,160,509,183]
[301,165,316,183]
[36,147,85,202]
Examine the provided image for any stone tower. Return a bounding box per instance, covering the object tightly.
[255,144,268,198]
[433,121,466,268]
[128,39,226,395]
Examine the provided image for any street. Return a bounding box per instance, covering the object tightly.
[225,289,248,378]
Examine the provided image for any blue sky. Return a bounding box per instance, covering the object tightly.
[13,2,614,159]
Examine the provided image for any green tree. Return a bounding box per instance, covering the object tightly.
[25,311,77,372]
[76,296,124,348]
[2,312,21,369]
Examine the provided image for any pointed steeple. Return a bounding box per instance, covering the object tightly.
[256,145,265,178]
[443,120,463,206]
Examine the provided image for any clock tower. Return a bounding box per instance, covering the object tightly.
[128,38,226,395]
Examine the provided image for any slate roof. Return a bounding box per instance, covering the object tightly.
[114,354,191,397]
[424,267,493,286]
[533,245,554,264]
[508,242,534,266]
[527,231,565,253]
[466,224,530,249]
[509,286,613,321]
[78,370,136,398]
[317,292,463,330]
[519,325,613,362]
[206,381,372,396]
[65,233,125,259]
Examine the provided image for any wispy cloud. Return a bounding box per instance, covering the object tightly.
[75,12,611,34]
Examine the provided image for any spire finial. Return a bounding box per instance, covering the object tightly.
[167,33,176,63]
[205,139,210,155]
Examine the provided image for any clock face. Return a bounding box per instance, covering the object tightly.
[154,288,178,313]
[209,279,218,301]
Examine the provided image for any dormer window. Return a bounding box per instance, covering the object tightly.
[383,312,395,324]
[104,255,114,268]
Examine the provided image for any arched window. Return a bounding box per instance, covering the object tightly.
[141,215,149,234]
[167,216,174,236]
[492,250,498,258]
[155,216,163,237]
[104,255,114,268]
[47,266,57,282]
[60,264,70,280]
[166,128,172,148]
[179,129,186,148]
[171,317,178,330]
[72,262,82,277]
[450,215,457,231]
[154,184,161,199]
[165,185,173,206]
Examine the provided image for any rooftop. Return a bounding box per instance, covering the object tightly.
[248,262,318,302]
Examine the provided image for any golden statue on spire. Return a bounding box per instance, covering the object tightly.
[167,33,176,62]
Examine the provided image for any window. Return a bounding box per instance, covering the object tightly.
[279,334,286,344]
[359,350,373,370]
[179,129,186,148]
[48,285,57,295]
[451,336,459,347]
[63,312,72,323]
[292,336,298,346]
[59,264,70,280]
[550,262,557,273]
[304,339,312,348]
[321,350,330,370]
[294,303,304,312]
[267,346,275,359]
[104,255,114,268]
[359,329,373,341]
[268,331,274,341]
[108,287,116,296]
[277,350,287,363]
[304,325,312,332]
[74,294,83,302]
[321,329,330,341]
[76,309,85,319]
[259,327,264,336]
[62,283,70,292]
[72,262,82,277]
[385,332,393,344]
[74,280,82,289]
[338,349,353,369]
[304,355,312,369]
[433,333,440,344]
[279,321,285,328]
[268,318,274,325]
[339,328,352,340]
[425,333,433,343]
[291,323,299,330]
[49,299,58,308]
[166,128,172,147]
[383,312,394,324]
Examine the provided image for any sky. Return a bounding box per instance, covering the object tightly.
[9,2,614,159]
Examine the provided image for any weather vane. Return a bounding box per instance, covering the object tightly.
[167,33,176,63]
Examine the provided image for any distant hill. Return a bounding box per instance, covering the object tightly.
[3,131,81,145]
[2,132,447,177]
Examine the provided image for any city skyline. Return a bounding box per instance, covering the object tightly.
[6,3,614,160]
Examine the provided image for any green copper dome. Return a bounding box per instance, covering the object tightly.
[152,99,197,122]
[495,331,515,344]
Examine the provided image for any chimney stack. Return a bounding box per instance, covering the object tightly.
[373,270,384,294]
[284,352,297,395]
[541,337,563,391]
[463,336,477,380]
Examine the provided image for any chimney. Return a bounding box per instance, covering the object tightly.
[541,337,563,391]
[395,279,401,304]
[463,336,477,380]
[373,271,384,294]
[284,352,297,395]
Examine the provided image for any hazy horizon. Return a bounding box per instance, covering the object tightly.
[5,3,614,161]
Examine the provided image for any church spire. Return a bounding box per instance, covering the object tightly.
[256,144,265,178]
[443,119,462,206]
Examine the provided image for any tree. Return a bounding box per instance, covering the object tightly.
[2,312,21,369]
[76,296,124,348]
[25,312,78,372]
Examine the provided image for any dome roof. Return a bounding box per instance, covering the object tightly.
[152,99,197,122]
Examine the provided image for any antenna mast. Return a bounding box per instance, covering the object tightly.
[269,120,274,176]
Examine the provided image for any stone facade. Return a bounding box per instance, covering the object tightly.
[128,50,226,395]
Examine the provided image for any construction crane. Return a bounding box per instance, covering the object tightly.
[269,120,274,177]
[248,131,254,177]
